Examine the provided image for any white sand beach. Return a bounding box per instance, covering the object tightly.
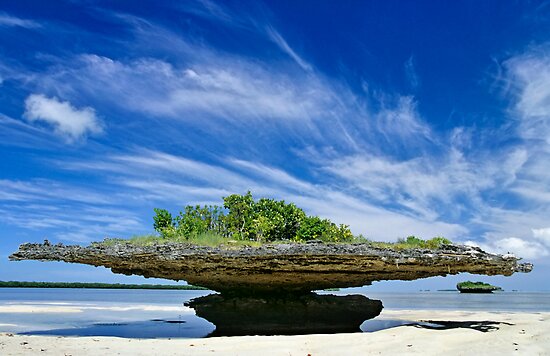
[1,310,548,355]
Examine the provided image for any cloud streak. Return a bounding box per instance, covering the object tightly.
[0,13,40,29]
[266,26,312,71]
[55,149,468,241]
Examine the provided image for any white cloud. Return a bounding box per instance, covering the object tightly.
[0,203,144,243]
[505,46,550,144]
[467,205,550,260]
[40,54,331,125]
[266,26,312,71]
[180,0,313,73]
[0,179,111,205]
[0,13,40,28]
[494,45,550,230]
[533,227,550,245]
[0,113,65,149]
[56,150,467,241]
[23,94,102,142]
[471,237,548,260]
[375,96,433,144]
[319,149,488,220]
[0,178,145,243]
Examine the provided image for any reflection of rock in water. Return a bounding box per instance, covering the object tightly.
[186,293,383,336]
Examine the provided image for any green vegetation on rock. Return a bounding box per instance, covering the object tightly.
[364,235,452,250]
[152,192,355,243]
[106,192,453,249]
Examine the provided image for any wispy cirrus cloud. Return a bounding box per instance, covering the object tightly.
[504,45,550,144]
[54,149,467,241]
[178,1,313,71]
[266,26,312,71]
[0,179,144,243]
[0,203,143,242]
[0,114,65,149]
[0,13,40,29]
[404,56,420,90]
[0,179,111,205]
[463,44,550,258]
[25,15,433,156]
[467,205,550,259]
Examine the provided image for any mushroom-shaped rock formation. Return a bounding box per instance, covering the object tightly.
[9,241,532,295]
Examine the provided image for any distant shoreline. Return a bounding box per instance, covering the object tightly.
[0,281,208,290]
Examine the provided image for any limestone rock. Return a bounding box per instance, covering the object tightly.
[9,241,532,294]
[186,293,383,336]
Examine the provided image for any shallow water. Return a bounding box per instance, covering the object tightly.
[0,288,548,338]
[323,289,550,312]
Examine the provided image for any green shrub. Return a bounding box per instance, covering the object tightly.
[175,205,226,239]
[425,236,452,249]
[148,193,452,247]
[153,208,174,238]
[223,191,255,240]
[150,192,354,243]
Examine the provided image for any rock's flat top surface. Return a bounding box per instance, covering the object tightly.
[10,241,532,294]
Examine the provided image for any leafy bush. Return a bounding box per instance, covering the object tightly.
[151,192,353,243]
[425,236,452,249]
[175,205,226,238]
[368,235,452,250]
[296,216,353,242]
[223,192,255,240]
[397,235,425,247]
[150,193,451,247]
[153,208,175,238]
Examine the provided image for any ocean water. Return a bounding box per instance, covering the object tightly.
[327,289,550,312]
[0,288,548,338]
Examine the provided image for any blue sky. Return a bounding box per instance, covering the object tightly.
[1,0,550,291]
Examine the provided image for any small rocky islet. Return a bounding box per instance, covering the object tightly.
[456,281,503,293]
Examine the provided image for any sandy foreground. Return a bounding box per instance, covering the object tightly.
[1,310,549,356]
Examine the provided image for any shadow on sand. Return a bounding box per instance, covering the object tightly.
[410,320,514,332]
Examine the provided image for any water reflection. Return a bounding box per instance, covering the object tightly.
[21,318,213,339]
[186,293,383,336]
[16,292,385,338]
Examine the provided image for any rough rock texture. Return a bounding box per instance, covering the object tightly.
[10,241,533,294]
[186,293,383,336]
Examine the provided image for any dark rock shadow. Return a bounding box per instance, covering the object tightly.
[410,320,514,332]
[186,293,383,336]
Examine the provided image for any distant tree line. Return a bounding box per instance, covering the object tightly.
[0,281,208,290]
[153,191,354,243]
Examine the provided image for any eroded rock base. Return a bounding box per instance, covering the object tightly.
[186,293,383,336]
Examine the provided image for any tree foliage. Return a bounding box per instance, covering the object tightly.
[152,191,354,243]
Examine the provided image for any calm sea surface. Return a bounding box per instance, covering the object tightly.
[0,288,548,338]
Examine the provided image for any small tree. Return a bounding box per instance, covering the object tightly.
[223,191,255,240]
[175,205,226,239]
[153,208,174,238]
